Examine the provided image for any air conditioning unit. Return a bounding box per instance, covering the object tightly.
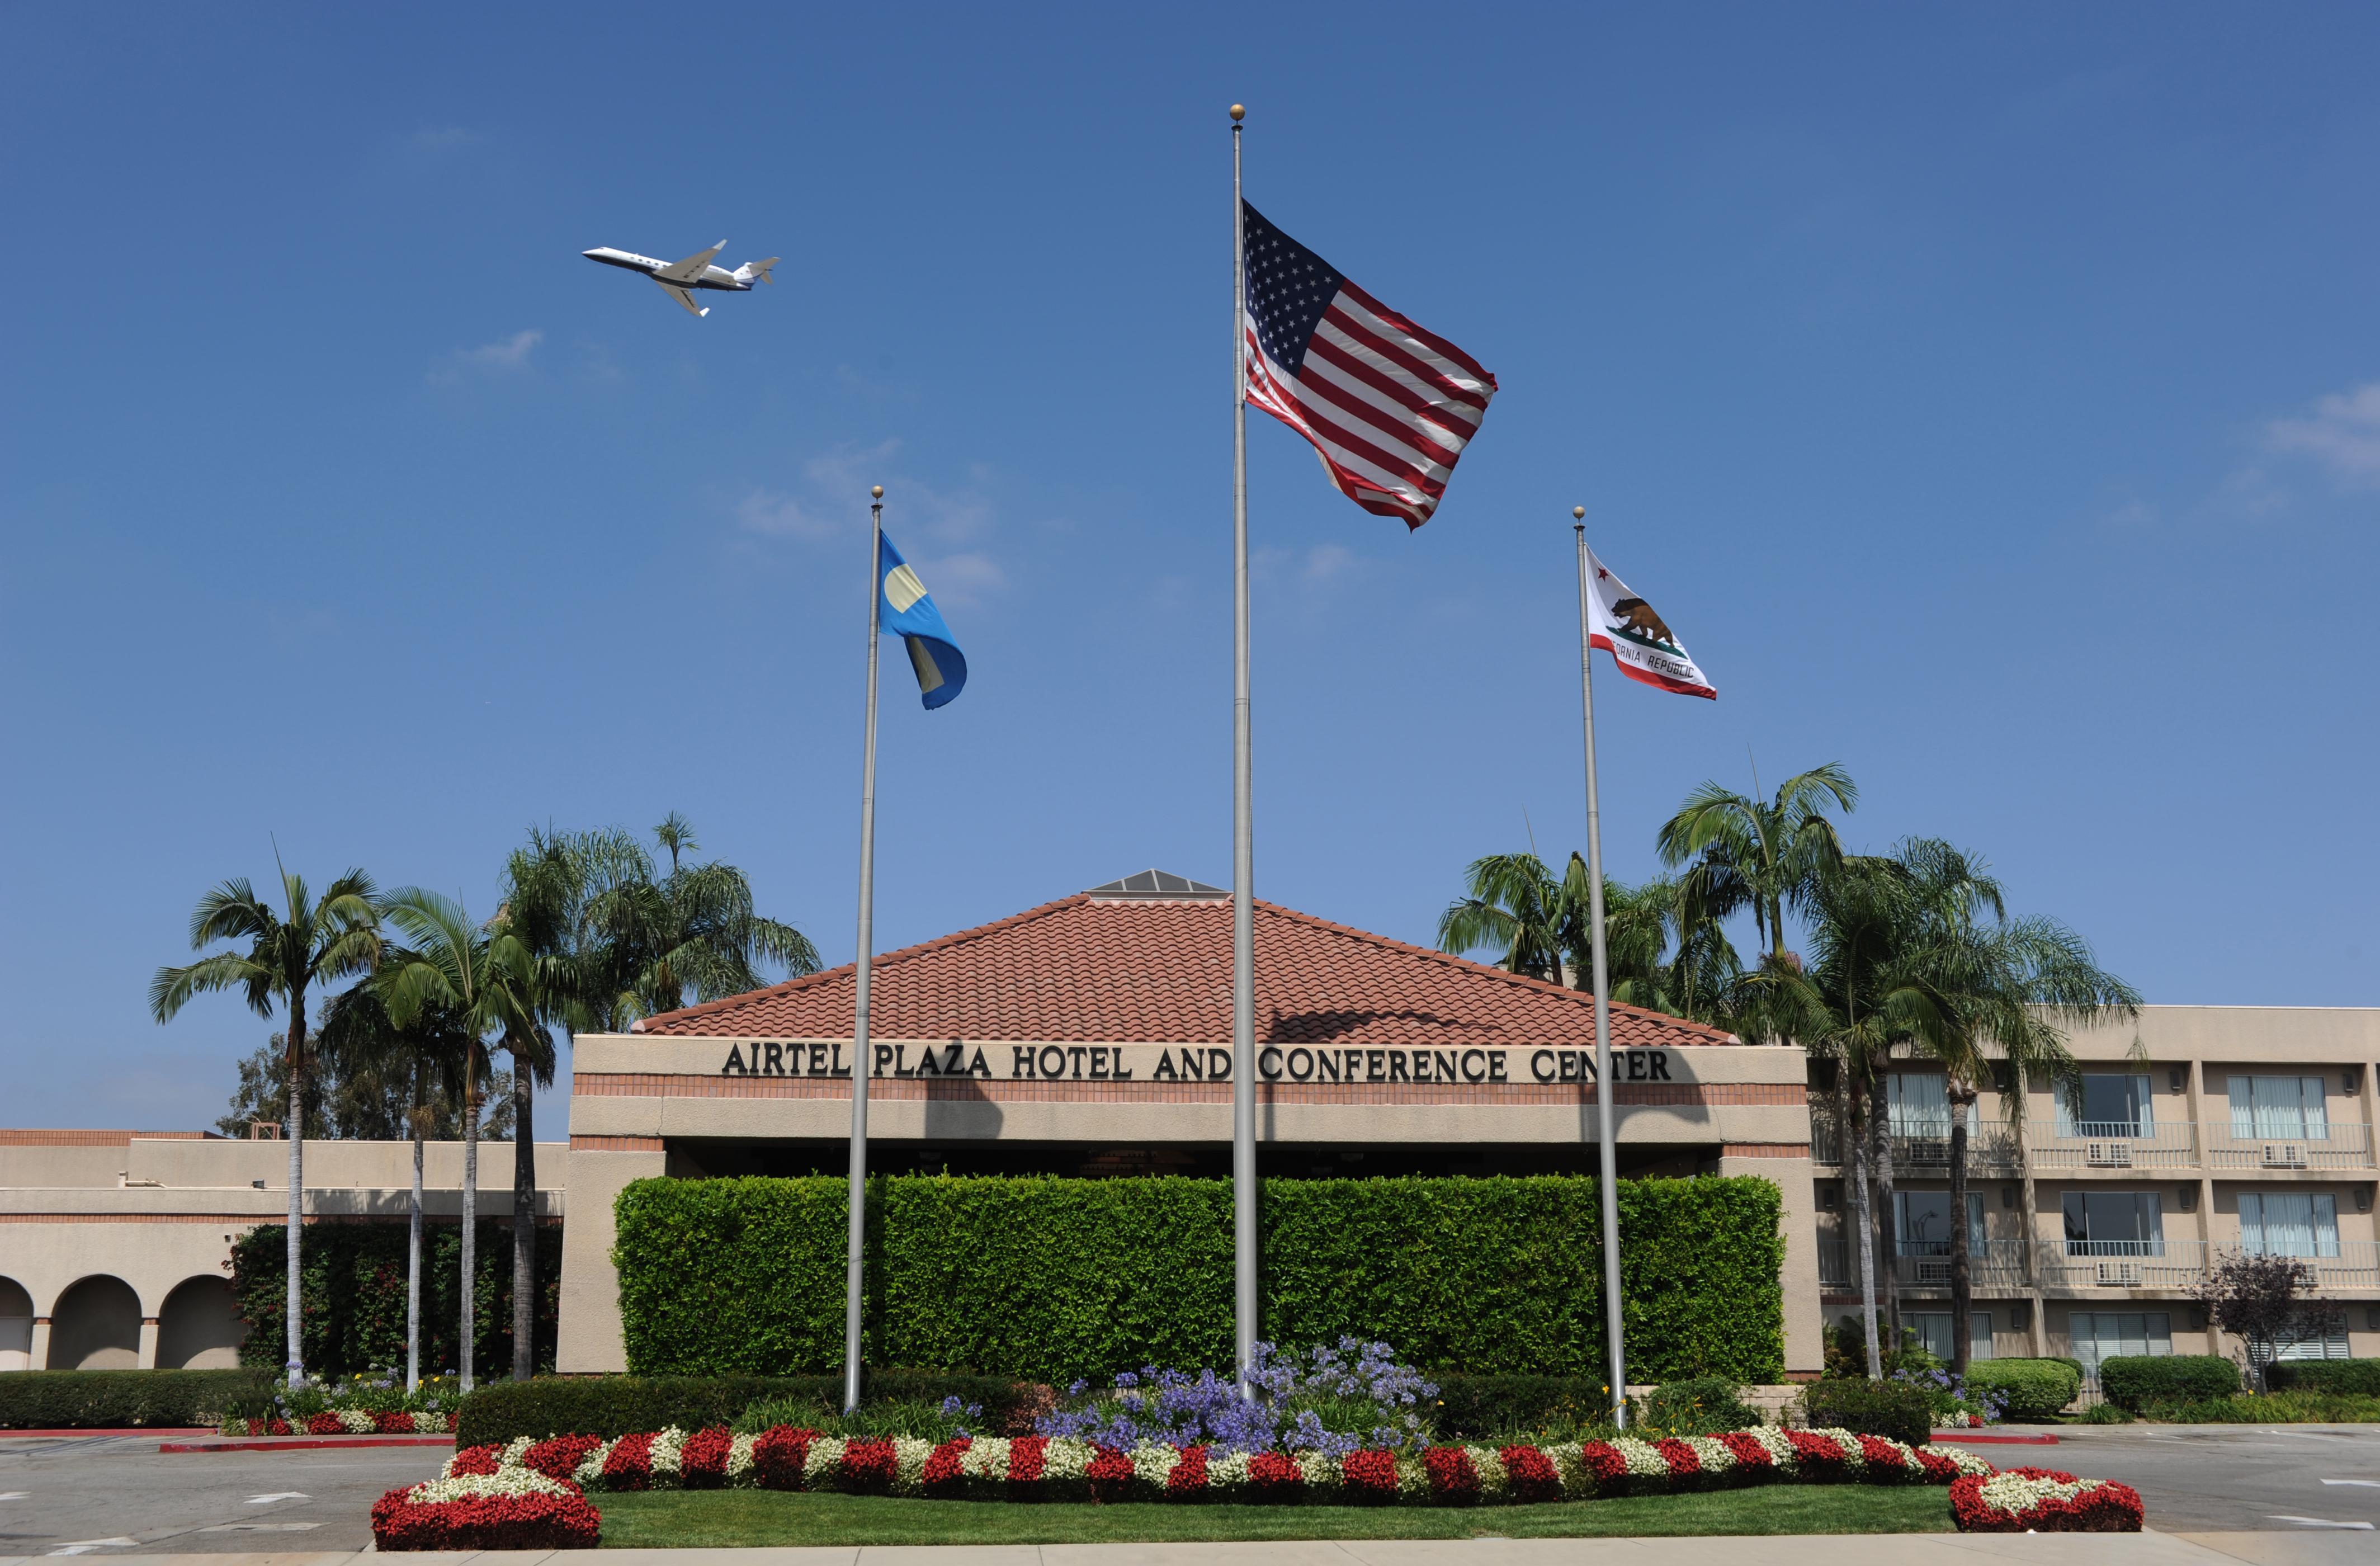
[2087,1141,2133,1168]
[2096,1260,2143,1286]
[2263,1143,2308,1169]
[1915,1261,1951,1284]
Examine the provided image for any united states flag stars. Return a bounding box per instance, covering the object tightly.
[1240,201,1498,529]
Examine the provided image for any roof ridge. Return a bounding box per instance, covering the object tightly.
[634,893,1092,1032]
[1252,898,1737,1045]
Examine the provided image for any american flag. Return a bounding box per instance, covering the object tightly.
[1240,201,1497,530]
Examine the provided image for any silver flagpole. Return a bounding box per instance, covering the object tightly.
[1575,509,1627,1430]
[1229,102,1258,1398]
[843,483,886,1416]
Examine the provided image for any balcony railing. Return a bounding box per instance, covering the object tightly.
[2202,1120,2374,1172]
[2027,1120,2201,1170]
[1809,1116,2021,1172]
[1819,1240,2380,1295]
[1814,1119,2378,1173]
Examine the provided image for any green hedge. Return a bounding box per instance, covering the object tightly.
[1964,1359,2081,1421]
[613,1173,1784,1384]
[1798,1378,1932,1446]
[455,1371,1041,1447]
[2267,1360,2380,1395]
[1428,1374,1612,1439]
[230,1221,560,1380]
[2098,1355,2239,1411]
[0,1369,276,1429]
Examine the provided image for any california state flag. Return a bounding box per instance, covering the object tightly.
[1585,546,1717,699]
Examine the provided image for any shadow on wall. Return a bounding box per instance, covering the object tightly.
[0,1278,29,1372]
[47,1276,140,1369]
[158,1276,245,1370]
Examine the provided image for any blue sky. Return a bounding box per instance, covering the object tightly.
[5,6,2376,1130]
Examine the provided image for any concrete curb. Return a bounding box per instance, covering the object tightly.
[157,1434,456,1452]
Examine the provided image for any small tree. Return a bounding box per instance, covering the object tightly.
[2195,1251,2345,1391]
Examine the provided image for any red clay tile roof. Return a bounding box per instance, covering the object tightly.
[634,892,1736,1049]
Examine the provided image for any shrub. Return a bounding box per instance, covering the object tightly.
[1796,1378,1932,1447]
[2266,1360,2380,1396]
[0,1369,276,1429]
[1428,1374,1613,1440]
[2096,1355,2238,1412]
[613,1173,1786,1383]
[1640,1378,1762,1435]
[455,1372,1046,1447]
[1964,1360,2081,1421]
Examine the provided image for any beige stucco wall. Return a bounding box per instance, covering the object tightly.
[555,1147,665,1374]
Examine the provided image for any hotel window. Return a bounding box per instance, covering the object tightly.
[2070,1310,2171,1387]
[1895,1190,1986,1256]
[1907,1310,1994,1364]
[2238,1191,2341,1259]
[1886,1073,1977,1140]
[2062,1190,2165,1257]
[2055,1073,2155,1138]
[2227,1076,2330,1141]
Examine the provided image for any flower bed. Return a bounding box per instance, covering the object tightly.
[221,1408,452,1436]
[370,1468,601,1549]
[218,1370,460,1436]
[443,1423,2003,1507]
[1949,1466,2145,1532]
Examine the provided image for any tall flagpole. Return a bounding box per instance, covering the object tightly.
[1575,508,1628,1430]
[1229,101,1258,1397]
[844,483,886,1415]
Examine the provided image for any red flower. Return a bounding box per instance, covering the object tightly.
[1249,1450,1305,1501]
[680,1426,733,1489]
[1424,1446,1481,1505]
[1717,1431,1775,1474]
[1949,1468,2145,1534]
[752,1425,818,1490]
[265,1418,293,1436]
[1856,1435,1915,1482]
[1578,1440,1627,1493]
[1340,1448,1397,1503]
[523,1435,604,1483]
[1654,1437,1704,1487]
[1499,1444,1562,1504]
[601,1431,656,1490]
[1007,1434,1049,1485]
[448,1445,504,1477]
[1783,1428,1850,1481]
[1915,1448,1966,1485]
[924,1437,974,1497]
[374,1409,418,1435]
[1085,1444,1135,1504]
[1167,1444,1212,1496]
[306,1412,345,1436]
[842,1437,899,1494]
[370,1486,602,1549]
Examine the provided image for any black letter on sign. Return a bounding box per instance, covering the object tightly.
[722,1044,747,1077]
[764,1042,785,1076]
[1650,1051,1671,1081]
[1013,1046,1037,1079]
[1258,1048,1283,1080]
[1531,1050,1555,1083]
[1154,1051,1179,1082]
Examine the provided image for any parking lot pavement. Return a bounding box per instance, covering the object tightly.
[0,1433,445,1554]
[1945,1423,2380,1533]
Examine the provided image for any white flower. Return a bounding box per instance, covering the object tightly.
[726,1432,759,1486]
[1296,1448,1340,1495]
[646,1427,686,1489]
[500,1435,536,1470]
[403,1468,578,1506]
[1611,1437,1670,1478]
[1206,1450,1253,1496]
[891,1437,938,1496]
[1040,1439,1093,1483]
[960,1436,1012,1482]
[1467,1446,1509,1497]
[1975,1472,2090,1517]
[1129,1442,1177,1491]
[1685,1436,1736,1475]
[804,1436,847,1482]
[338,1409,374,1434]
[1932,1444,1998,1477]
[573,1438,616,1488]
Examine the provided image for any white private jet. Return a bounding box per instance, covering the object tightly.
[581,240,777,317]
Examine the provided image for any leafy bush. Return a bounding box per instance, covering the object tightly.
[230,1221,560,1380]
[2141,1390,2380,1424]
[1964,1359,2081,1421]
[2075,1400,2133,1423]
[1427,1374,1614,1440]
[2097,1355,2239,1412]
[454,1370,1044,1447]
[0,1369,276,1429]
[1639,1376,1762,1435]
[2266,1360,2380,1396]
[1797,1377,1933,1446]
[613,1173,1786,1383]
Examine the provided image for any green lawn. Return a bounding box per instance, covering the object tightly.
[595,1485,1953,1546]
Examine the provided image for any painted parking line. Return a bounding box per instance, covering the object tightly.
[46,1539,136,1556]
[2321,1478,2380,1488]
[0,1490,29,1499]
[200,1522,322,1532]
[2270,1516,2378,1530]
[244,1490,310,1503]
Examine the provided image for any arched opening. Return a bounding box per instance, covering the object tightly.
[45,1275,140,1370]
[156,1275,246,1370]
[0,1278,30,1372]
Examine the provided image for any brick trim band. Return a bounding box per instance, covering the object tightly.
[572,1072,1804,1109]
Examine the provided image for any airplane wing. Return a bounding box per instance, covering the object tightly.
[651,278,709,318]
[655,240,726,284]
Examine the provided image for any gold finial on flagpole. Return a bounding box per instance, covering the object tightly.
[1572,506,1585,520]
[871,485,884,500]
[1230,103,1244,121]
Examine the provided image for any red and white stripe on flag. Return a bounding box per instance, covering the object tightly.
[1240,202,1495,530]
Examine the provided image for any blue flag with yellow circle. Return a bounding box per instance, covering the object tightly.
[877,531,967,709]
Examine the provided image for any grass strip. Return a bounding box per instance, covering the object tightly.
[595,1484,1952,1546]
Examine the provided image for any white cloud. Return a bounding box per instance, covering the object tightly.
[909,551,1005,608]
[735,488,838,541]
[431,329,541,382]
[734,440,997,548]
[2265,381,2380,489]
[1304,543,1357,582]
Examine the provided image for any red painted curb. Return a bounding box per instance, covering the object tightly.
[159,1435,456,1452]
[1936,1432,2061,1445]
[1,1427,215,1439]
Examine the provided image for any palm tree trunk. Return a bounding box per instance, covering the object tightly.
[460,1053,478,1394]
[284,996,306,1388]
[1845,1069,1882,1379]
[511,1065,536,1381]
[407,1061,423,1394]
[1949,1082,1975,1378]
[1872,1096,1901,1352]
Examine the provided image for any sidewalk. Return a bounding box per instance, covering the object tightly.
[1,1534,2368,1566]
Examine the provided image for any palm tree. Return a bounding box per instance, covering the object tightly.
[1438,853,1567,984]
[375,889,539,1393]
[315,984,474,1390]
[580,817,821,1025]
[1655,762,1858,962]
[150,865,379,1386]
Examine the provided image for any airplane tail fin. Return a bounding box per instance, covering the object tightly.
[735,257,780,286]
